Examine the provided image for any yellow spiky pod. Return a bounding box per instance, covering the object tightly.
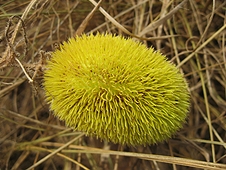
[44,33,190,146]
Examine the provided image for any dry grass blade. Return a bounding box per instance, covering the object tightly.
[89,0,133,36]
[25,134,84,170]
[21,144,226,170]
[138,0,188,36]
[1,0,38,68]
[75,0,103,36]
[0,78,25,98]
[177,23,226,68]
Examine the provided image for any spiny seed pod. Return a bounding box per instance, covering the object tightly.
[44,33,190,146]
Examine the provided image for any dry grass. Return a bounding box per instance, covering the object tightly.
[0,0,226,169]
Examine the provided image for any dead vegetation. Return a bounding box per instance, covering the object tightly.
[0,0,226,169]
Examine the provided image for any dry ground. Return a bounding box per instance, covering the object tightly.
[0,0,226,170]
